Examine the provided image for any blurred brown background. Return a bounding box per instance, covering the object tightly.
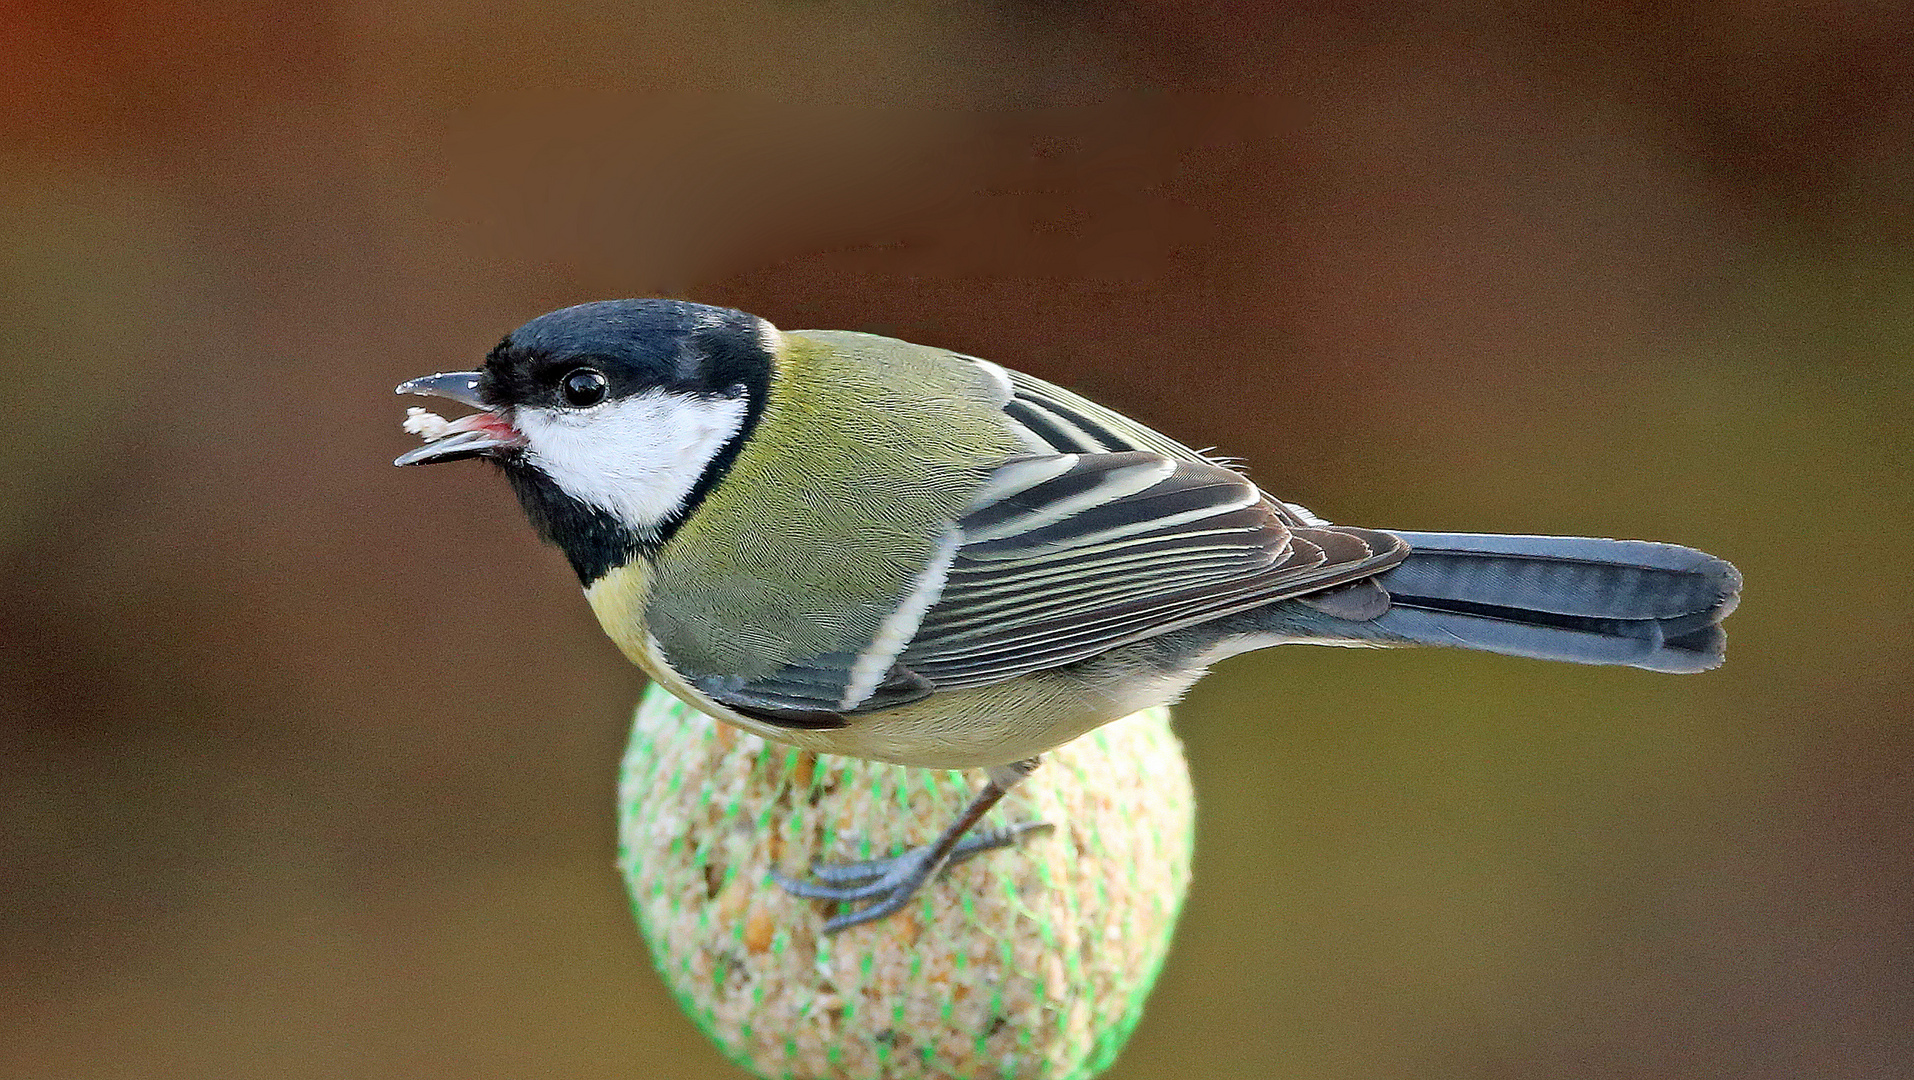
[4,2,1911,1078]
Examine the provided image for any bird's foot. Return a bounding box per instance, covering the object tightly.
[773,820,1052,933]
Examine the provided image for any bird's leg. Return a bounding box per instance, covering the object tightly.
[773,758,1046,933]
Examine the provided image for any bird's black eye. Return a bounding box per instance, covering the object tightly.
[561,367,608,407]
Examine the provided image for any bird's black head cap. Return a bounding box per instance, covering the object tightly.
[481,299,776,583]
[480,298,772,409]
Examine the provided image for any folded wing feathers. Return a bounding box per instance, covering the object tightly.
[961,454,1178,541]
[899,450,1406,690]
[1003,396,1135,453]
[982,360,1334,532]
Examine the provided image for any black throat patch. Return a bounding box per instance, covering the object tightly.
[496,460,648,585]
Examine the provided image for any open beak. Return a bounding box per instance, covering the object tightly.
[393,371,526,466]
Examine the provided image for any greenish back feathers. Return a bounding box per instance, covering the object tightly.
[645,331,1024,679]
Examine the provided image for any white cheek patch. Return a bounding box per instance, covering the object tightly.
[515,390,748,535]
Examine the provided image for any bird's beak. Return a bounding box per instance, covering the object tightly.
[393,371,526,466]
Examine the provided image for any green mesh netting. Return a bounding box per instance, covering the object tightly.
[618,683,1194,1080]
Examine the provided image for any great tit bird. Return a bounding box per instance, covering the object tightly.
[396,298,1741,932]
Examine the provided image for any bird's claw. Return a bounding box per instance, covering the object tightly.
[773,820,1052,933]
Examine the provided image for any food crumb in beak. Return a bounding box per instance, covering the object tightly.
[403,407,454,439]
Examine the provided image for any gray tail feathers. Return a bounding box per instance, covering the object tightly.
[1369,532,1743,673]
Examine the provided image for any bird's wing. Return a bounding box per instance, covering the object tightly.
[977,358,1334,531]
[979,359,1206,458]
[693,450,1404,721]
[898,451,1406,689]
